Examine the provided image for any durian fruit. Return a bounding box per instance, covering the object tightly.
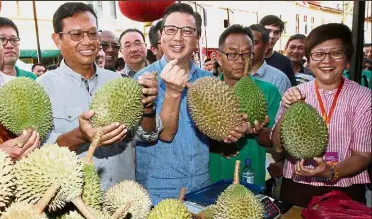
[197,204,216,219]
[81,162,102,211]
[90,77,143,130]
[0,77,53,141]
[146,199,192,219]
[187,77,242,141]
[280,101,328,159]
[0,202,48,219]
[103,180,151,219]
[214,160,264,219]
[59,208,111,219]
[0,150,14,209]
[234,76,267,125]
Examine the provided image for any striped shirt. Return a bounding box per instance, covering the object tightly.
[274,78,371,187]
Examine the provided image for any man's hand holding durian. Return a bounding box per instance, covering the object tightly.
[138,72,159,132]
[0,128,40,160]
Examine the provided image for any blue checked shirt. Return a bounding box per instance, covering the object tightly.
[37,60,162,192]
[134,56,213,205]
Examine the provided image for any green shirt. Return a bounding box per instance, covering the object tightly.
[15,65,37,80]
[209,74,282,186]
[343,69,372,89]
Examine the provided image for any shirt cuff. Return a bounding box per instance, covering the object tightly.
[134,113,163,143]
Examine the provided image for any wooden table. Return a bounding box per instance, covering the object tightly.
[281,206,304,219]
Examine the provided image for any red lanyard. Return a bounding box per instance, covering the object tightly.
[314,78,344,125]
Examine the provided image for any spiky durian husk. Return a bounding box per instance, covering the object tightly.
[90,77,143,130]
[59,208,110,219]
[104,180,151,219]
[0,150,14,209]
[0,77,52,140]
[280,101,328,159]
[146,199,192,219]
[215,184,264,219]
[82,163,102,211]
[198,204,216,219]
[187,77,242,141]
[14,144,83,212]
[0,202,48,219]
[234,76,267,125]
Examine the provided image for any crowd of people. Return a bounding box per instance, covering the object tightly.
[0,1,371,210]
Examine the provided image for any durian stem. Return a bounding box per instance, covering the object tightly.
[86,127,103,165]
[111,201,132,219]
[35,181,60,214]
[233,160,241,185]
[243,56,250,77]
[72,197,96,219]
[178,187,187,201]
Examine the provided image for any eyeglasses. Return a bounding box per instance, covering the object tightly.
[219,50,254,61]
[163,25,196,37]
[0,38,20,46]
[122,41,145,50]
[101,41,121,51]
[266,29,281,36]
[58,29,102,41]
[310,50,345,61]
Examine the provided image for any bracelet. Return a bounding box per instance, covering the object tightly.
[327,164,341,183]
[143,109,156,118]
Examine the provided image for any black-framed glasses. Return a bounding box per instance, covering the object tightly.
[0,38,20,46]
[100,41,121,51]
[219,50,254,61]
[163,25,196,37]
[310,50,345,61]
[58,29,102,41]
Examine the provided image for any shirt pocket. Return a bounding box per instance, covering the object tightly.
[52,107,83,133]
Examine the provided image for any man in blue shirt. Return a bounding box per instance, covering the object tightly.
[134,3,248,205]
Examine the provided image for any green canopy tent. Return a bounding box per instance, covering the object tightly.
[20,50,61,59]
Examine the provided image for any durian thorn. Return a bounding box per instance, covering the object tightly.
[86,127,103,165]
[233,160,241,185]
[34,180,60,214]
[72,197,96,219]
[111,201,132,219]
[178,187,187,201]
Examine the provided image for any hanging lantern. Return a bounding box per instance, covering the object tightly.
[118,0,175,22]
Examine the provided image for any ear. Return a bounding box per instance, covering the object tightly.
[150,45,157,54]
[52,33,62,49]
[216,50,222,67]
[346,62,351,70]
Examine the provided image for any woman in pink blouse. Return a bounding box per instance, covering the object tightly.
[272,23,371,207]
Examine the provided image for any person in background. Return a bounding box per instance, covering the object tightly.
[272,23,371,208]
[96,44,106,68]
[203,58,213,72]
[285,34,315,84]
[146,49,157,64]
[37,2,161,192]
[46,65,57,72]
[31,63,46,77]
[259,15,297,86]
[149,20,163,61]
[100,30,120,71]
[115,57,125,73]
[0,17,36,83]
[134,3,248,205]
[209,24,281,187]
[249,24,291,95]
[119,28,148,78]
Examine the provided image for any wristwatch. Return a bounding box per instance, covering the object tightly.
[143,103,156,118]
[327,164,341,183]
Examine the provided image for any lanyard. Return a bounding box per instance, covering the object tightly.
[314,78,344,125]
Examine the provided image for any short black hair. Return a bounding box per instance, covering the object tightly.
[162,3,202,37]
[364,43,372,47]
[249,24,269,43]
[149,20,163,48]
[119,28,145,45]
[31,63,44,72]
[53,2,97,33]
[146,49,157,64]
[47,65,58,71]
[218,24,253,50]
[259,15,285,33]
[115,57,125,70]
[286,34,306,47]
[204,58,212,64]
[305,23,354,63]
[0,17,20,37]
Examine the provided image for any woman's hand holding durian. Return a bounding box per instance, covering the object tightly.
[78,110,128,147]
[294,157,332,179]
[282,87,306,108]
[0,128,40,161]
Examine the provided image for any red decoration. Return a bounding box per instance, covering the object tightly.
[118,0,175,22]
[0,0,2,13]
